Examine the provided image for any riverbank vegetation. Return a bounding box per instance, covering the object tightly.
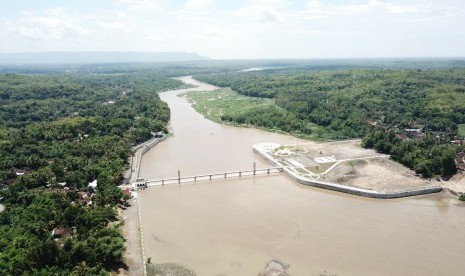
[146,262,196,276]
[187,88,321,137]
[0,70,182,274]
[193,67,465,178]
[362,130,459,178]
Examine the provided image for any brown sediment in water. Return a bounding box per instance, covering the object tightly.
[258,260,290,276]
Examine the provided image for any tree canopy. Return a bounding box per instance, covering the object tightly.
[194,67,465,177]
[0,70,182,274]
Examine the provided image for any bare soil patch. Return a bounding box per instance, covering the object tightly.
[296,139,380,160]
[326,158,436,192]
[119,198,144,276]
[443,173,465,194]
[273,139,439,193]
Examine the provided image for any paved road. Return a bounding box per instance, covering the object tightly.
[130,147,143,183]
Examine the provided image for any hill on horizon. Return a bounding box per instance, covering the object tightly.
[0,51,210,65]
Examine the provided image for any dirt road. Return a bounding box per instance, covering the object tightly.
[120,195,144,276]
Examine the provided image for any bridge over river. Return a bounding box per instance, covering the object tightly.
[142,166,283,187]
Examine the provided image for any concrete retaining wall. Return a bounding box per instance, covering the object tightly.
[131,135,167,153]
[140,136,167,156]
[136,136,167,178]
[127,136,168,183]
[253,144,442,199]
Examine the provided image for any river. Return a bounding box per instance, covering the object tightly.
[139,76,465,276]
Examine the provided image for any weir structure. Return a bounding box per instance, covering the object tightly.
[143,165,283,187]
[129,134,284,190]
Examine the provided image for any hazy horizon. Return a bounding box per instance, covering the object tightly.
[1,51,465,59]
[1,0,465,59]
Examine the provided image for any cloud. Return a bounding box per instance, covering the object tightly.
[115,0,162,12]
[2,0,464,58]
[291,28,368,36]
[303,0,431,20]
[367,0,425,14]
[144,31,166,42]
[198,25,224,37]
[8,8,89,41]
[183,0,215,12]
[5,7,136,43]
[97,21,132,35]
[237,0,291,23]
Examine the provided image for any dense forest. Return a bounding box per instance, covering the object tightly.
[0,71,182,274]
[194,68,465,178]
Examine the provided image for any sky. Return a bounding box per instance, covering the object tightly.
[0,0,464,59]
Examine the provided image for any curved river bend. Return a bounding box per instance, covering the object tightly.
[139,76,465,276]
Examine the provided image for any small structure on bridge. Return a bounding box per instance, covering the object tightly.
[132,178,147,190]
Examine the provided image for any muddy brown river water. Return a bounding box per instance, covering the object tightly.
[139,77,465,276]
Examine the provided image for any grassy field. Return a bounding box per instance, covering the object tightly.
[458,124,465,137]
[146,263,195,276]
[186,88,329,140]
[186,88,275,121]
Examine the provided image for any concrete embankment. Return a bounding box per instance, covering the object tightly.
[253,144,442,199]
[127,136,167,184]
[121,136,168,276]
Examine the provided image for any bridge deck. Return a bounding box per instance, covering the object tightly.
[145,167,283,187]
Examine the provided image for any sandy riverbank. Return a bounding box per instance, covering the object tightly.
[443,173,465,195]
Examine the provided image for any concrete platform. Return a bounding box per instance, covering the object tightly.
[254,142,442,199]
